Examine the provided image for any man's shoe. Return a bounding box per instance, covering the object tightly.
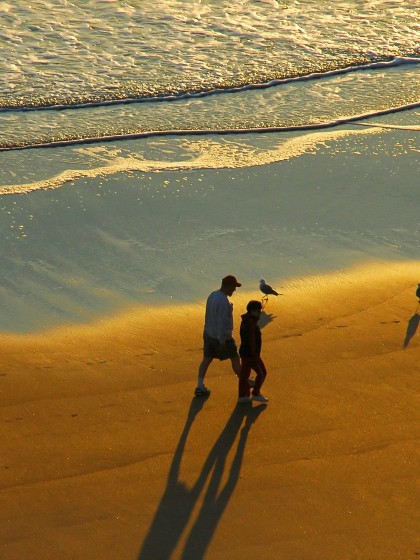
[252,394,268,402]
[237,396,252,404]
[195,386,211,397]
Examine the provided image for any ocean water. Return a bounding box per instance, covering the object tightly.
[0,0,419,149]
[0,1,419,331]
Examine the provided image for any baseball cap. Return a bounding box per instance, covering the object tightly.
[222,275,241,287]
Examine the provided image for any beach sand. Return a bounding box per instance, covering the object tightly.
[1,260,419,560]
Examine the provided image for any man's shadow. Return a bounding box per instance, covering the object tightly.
[138,398,266,560]
[403,311,420,349]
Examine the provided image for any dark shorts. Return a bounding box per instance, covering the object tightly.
[203,332,238,361]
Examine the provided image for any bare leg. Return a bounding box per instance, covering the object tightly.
[198,356,213,381]
[230,355,241,377]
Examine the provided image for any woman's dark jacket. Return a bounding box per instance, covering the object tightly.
[239,313,262,359]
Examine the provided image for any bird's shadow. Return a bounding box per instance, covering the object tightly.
[258,310,276,329]
[403,312,420,349]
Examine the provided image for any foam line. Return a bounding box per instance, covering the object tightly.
[354,122,420,131]
[0,57,418,113]
[1,101,419,152]
[0,129,383,196]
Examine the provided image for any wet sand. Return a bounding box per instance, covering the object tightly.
[1,260,419,560]
[0,117,419,333]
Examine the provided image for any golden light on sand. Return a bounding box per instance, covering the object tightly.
[1,260,419,559]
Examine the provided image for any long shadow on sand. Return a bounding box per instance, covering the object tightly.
[403,312,420,349]
[138,398,266,560]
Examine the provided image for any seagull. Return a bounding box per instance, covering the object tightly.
[259,278,280,298]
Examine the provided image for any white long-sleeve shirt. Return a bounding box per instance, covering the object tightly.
[203,290,234,344]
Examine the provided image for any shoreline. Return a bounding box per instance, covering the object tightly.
[0,116,419,334]
[2,100,419,152]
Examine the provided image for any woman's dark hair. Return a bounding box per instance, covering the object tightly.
[246,300,262,312]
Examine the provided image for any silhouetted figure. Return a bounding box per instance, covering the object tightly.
[195,275,242,397]
[416,283,420,301]
[238,300,269,404]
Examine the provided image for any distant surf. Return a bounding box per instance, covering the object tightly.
[1,56,418,113]
[1,1,419,152]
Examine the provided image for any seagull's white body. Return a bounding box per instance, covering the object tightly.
[259,278,279,296]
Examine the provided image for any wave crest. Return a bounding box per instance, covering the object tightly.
[1,56,418,113]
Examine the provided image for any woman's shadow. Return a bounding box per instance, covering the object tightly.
[138,398,266,560]
[403,311,420,349]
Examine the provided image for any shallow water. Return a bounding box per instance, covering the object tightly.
[0,119,418,332]
[0,1,419,332]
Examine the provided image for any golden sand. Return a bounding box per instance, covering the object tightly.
[1,261,419,559]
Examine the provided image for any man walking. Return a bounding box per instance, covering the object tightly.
[195,275,242,396]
